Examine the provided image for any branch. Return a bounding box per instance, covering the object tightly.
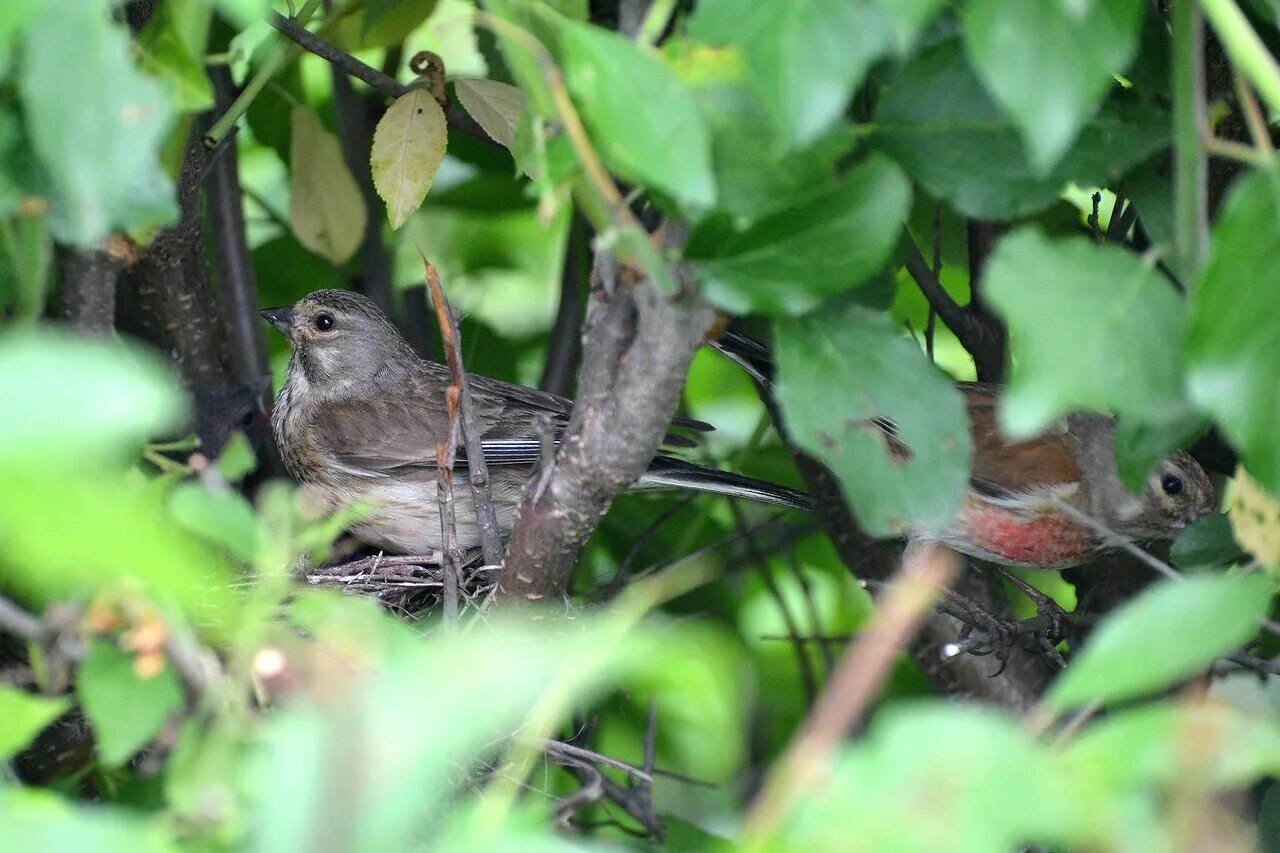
[266,11,502,149]
[499,227,716,600]
[204,66,272,415]
[539,212,588,397]
[425,262,506,568]
[903,234,1006,382]
[52,243,125,334]
[330,62,396,316]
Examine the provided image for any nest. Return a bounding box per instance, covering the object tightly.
[304,553,501,616]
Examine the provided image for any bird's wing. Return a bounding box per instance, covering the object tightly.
[311,367,571,473]
[312,367,706,473]
[959,382,1081,497]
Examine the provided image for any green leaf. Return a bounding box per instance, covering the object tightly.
[1111,409,1208,492]
[686,155,911,315]
[1046,574,1275,711]
[774,305,972,536]
[781,705,1085,851]
[1060,701,1280,791]
[215,430,258,482]
[370,89,448,229]
[869,0,947,52]
[549,10,716,209]
[0,0,41,73]
[0,331,187,472]
[963,0,1144,172]
[19,0,177,245]
[289,106,367,263]
[169,482,261,562]
[1171,514,1247,572]
[0,789,177,852]
[79,641,184,766]
[982,228,1188,440]
[0,685,68,760]
[0,199,52,320]
[453,77,524,154]
[1185,168,1280,493]
[872,40,1169,220]
[136,1,214,112]
[687,0,894,148]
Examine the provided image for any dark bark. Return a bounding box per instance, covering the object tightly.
[205,66,272,412]
[330,63,395,317]
[52,245,122,334]
[123,129,256,454]
[539,212,588,397]
[500,228,716,600]
[400,284,438,360]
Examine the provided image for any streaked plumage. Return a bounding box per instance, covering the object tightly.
[264,291,809,555]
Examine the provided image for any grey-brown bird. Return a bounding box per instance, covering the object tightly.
[261,290,809,555]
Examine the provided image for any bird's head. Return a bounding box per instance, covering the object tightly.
[260,290,416,392]
[1114,450,1217,541]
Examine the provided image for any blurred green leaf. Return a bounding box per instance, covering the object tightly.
[454,77,524,154]
[872,41,1168,220]
[686,155,911,315]
[0,200,52,321]
[1185,168,1280,493]
[0,685,68,760]
[169,482,261,562]
[79,641,184,766]
[983,228,1189,441]
[1172,514,1246,572]
[1111,413,1208,492]
[289,106,367,264]
[0,331,187,472]
[0,788,177,851]
[0,472,234,624]
[548,8,716,209]
[0,0,41,74]
[687,0,893,148]
[963,0,1144,172]
[215,0,272,28]
[19,0,176,245]
[869,0,947,52]
[1046,574,1274,711]
[371,89,448,229]
[1125,159,1174,249]
[774,305,972,536]
[1060,701,1280,791]
[364,0,439,37]
[136,1,214,112]
[215,431,258,483]
[780,704,1085,851]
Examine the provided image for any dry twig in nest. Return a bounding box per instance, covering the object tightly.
[305,554,500,617]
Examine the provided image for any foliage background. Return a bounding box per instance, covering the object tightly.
[2,0,1280,850]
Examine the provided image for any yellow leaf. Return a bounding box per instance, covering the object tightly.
[370,88,447,229]
[1229,466,1280,572]
[288,106,367,264]
[453,77,524,152]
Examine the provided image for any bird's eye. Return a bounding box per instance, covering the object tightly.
[313,312,335,332]
[1161,475,1184,496]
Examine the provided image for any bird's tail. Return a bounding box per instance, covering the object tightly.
[636,456,811,512]
[709,329,776,387]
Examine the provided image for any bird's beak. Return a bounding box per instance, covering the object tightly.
[259,306,296,336]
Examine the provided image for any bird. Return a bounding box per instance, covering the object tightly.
[260,290,809,556]
[712,330,1217,569]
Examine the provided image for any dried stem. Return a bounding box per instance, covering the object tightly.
[424,261,505,568]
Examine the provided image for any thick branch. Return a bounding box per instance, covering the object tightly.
[52,244,123,334]
[499,229,715,600]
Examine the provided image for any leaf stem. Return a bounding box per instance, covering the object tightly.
[1200,0,1280,115]
[203,0,323,148]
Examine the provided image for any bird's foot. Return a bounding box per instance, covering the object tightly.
[938,580,1070,674]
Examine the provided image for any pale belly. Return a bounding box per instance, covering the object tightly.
[300,476,520,556]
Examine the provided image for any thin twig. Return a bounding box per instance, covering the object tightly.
[425,261,505,568]
[265,10,500,148]
[743,542,960,844]
[729,500,819,705]
[542,739,654,785]
[1234,71,1275,157]
[0,595,43,642]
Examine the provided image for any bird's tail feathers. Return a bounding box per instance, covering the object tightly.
[637,457,811,512]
